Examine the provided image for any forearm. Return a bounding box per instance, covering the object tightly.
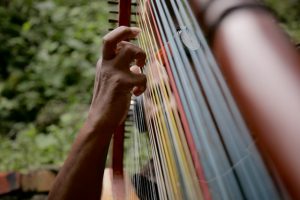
[48,26,146,200]
[48,119,114,200]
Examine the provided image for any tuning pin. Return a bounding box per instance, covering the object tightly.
[107,0,118,5]
[109,10,140,16]
[108,19,118,24]
[107,1,138,6]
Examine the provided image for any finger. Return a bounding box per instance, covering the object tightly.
[130,65,144,96]
[132,86,146,96]
[102,26,141,60]
[124,42,147,67]
[116,42,145,66]
[128,73,147,96]
[115,42,146,68]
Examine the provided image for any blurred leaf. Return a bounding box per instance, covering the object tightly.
[0,0,108,172]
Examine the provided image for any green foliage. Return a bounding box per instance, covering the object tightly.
[0,108,85,172]
[264,0,300,43]
[0,0,109,171]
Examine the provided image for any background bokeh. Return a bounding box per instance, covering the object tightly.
[0,0,109,172]
[0,0,299,176]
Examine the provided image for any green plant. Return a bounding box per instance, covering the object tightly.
[0,0,109,171]
[264,0,300,43]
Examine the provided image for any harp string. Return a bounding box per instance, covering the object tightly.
[167,1,280,199]
[128,1,176,199]
[132,0,236,198]
[138,2,186,198]
[147,1,210,199]
[133,0,205,199]
[140,2,211,199]
[159,0,249,198]
[122,0,281,199]
[118,0,203,198]
[148,2,236,199]
[158,0,278,198]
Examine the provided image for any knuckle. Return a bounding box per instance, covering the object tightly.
[123,44,132,51]
[119,26,130,33]
[102,36,112,46]
[123,45,134,55]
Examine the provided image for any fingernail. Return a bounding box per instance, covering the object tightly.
[131,27,141,35]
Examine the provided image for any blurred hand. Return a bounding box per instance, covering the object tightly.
[88,26,147,130]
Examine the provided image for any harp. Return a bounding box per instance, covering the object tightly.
[102,0,300,199]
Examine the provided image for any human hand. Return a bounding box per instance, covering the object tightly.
[88,26,147,130]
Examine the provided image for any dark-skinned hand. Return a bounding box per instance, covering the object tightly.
[88,26,147,130]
